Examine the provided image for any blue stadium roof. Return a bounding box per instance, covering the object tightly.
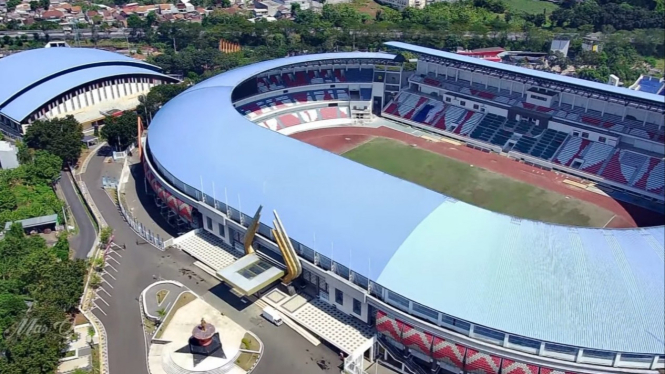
[1,65,171,122]
[385,41,665,105]
[0,47,165,121]
[147,52,665,355]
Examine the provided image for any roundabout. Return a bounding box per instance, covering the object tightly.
[142,282,263,374]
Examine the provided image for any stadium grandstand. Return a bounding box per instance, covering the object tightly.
[143,44,664,374]
[630,75,665,96]
[0,45,179,138]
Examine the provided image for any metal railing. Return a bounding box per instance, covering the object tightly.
[116,149,171,250]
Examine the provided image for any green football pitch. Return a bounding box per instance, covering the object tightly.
[342,137,616,227]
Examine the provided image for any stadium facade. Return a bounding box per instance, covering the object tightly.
[0,46,178,137]
[144,43,664,374]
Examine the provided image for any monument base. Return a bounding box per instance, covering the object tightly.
[188,333,225,358]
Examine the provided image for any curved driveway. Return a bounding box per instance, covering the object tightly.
[60,171,97,259]
[83,147,340,374]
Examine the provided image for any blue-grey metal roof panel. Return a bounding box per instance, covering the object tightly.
[385,41,665,105]
[148,82,445,281]
[379,200,664,353]
[0,65,171,122]
[0,47,158,108]
[147,52,665,354]
[189,51,397,92]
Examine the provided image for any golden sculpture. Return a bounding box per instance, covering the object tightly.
[243,206,263,255]
[271,210,302,284]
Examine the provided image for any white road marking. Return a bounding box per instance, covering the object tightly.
[603,214,617,228]
[98,287,112,297]
[103,271,117,281]
[107,256,121,265]
[96,295,110,306]
[93,303,108,316]
[105,263,119,273]
[102,279,114,289]
[107,249,122,258]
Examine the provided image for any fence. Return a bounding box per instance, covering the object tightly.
[118,201,167,250]
[115,148,170,250]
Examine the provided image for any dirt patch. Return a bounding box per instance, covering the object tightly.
[292,126,662,228]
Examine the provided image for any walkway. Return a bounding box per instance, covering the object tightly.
[172,230,239,272]
[121,154,176,239]
[262,288,374,355]
[59,170,97,259]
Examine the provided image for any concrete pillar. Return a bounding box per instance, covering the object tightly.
[502,335,509,347]
[612,353,621,367]
[538,342,545,355]
[650,355,659,370]
[575,349,584,363]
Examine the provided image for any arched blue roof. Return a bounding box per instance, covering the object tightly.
[147,52,665,355]
[0,47,168,121]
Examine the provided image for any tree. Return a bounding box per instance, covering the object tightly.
[156,308,167,321]
[0,226,85,372]
[6,0,21,11]
[23,116,83,167]
[52,232,70,261]
[26,150,62,185]
[100,113,138,151]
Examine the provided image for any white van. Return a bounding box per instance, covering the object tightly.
[261,306,283,326]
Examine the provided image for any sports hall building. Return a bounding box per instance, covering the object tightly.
[0,45,178,137]
[143,43,664,374]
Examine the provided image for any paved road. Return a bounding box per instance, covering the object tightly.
[83,147,340,374]
[59,171,97,259]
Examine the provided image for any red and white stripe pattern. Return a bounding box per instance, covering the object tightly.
[539,368,578,374]
[400,324,432,355]
[501,359,538,374]
[375,311,401,341]
[431,336,465,369]
[464,348,500,374]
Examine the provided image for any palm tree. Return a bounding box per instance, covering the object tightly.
[156,308,167,322]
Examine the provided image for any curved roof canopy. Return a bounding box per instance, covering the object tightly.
[147,52,665,355]
[384,41,665,106]
[0,47,170,122]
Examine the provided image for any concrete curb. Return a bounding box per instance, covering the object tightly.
[140,280,185,321]
[245,330,265,374]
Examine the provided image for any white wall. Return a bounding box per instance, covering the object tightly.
[278,118,354,136]
[36,77,163,122]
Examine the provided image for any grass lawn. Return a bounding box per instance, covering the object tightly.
[156,289,169,305]
[235,352,259,371]
[343,138,615,227]
[155,292,196,339]
[502,0,559,14]
[240,333,261,351]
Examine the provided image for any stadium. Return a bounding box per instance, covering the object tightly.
[0,45,178,138]
[143,42,664,374]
